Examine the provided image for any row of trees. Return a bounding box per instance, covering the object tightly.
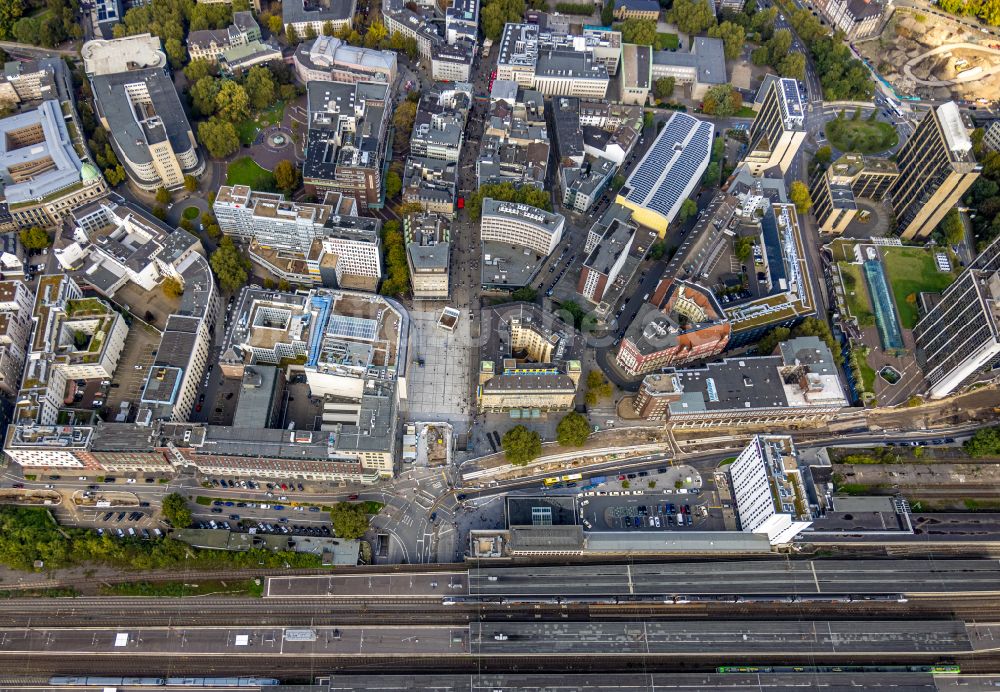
[963,130,1000,250]
[756,317,843,365]
[482,0,526,40]
[937,0,1000,27]
[501,412,593,466]
[380,220,410,297]
[9,0,82,47]
[781,2,873,101]
[466,182,552,220]
[750,27,806,81]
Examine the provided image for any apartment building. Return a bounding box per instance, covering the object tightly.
[0,281,35,397]
[15,275,128,427]
[186,12,261,62]
[84,35,204,191]
[382,0,476,80]
[815,0,886,39]
[615,279,731,376]
[631,336,847,428]
[578,204,656,307]
[914,235,1000,399]
[410,85,472,162]
[730,435,813,545]
[616,111,713,235]
[561,156,616,213]
[0,58,73,106]
[404,212,450,300]
[477,303,582,413]
[402,156,457,215]
[889,101,981,240]
[496,23,612,98]
[303,81,391,210]
[213,185,382,289]
[283,0,356,37]
[810,154,899,234]
[0,100,109,229]
[293,36,398,84]
[745,77,806,176]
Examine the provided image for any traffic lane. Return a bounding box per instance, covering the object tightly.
[266,572,468,598]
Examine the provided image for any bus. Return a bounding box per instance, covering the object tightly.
[561,473,583,482]
[543,477,561,487]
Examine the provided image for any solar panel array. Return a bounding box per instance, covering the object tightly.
[326,314,378,342]
[625,113,712,219]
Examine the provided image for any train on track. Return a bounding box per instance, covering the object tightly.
[49,678,281,687]
[443,593,909,606]
[716,665,960,675]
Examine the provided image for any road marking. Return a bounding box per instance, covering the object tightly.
[626,564,634,595]
[810,561,821,593]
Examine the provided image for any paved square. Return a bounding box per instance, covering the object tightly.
[405,305,472,424]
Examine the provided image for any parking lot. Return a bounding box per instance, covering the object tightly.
[580,490,723,532]
[103,321,160,415]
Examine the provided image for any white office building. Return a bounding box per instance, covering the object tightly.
[730,435,813,545]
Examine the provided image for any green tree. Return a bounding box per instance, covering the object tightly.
[0,0,24,41]
[755,326,790,355]
[733,235,753,262]
[243,66,275,111]
[617,17,657,45]
[585,370,613,406]
[707,20,745,60]
[104,165,126,186]
[939,208,966,246]
[380,219,410,297]
[481,0,525,40]
[501,425,542,465]
[198,118,240,159]
[678,197,698,223]
[669,0,716,34]
[273,159,301,194]
[704,161,720,184]
[329,502,371,539]
[392,100,418,139]
[385,170,402,200]
[778,51,806,80]
[701,84,742,116]
[653,77,675,100]
[556,412,590,447]
[164,37,186,69]
[209,236,252,293]
[267,14,284,35]
[215,81,250,123]
[190,76,221,117]
[183,175,199,192]
[161,276,184,298]
[767,28,792,65]
[511,286,537,301]
[161,493,192,528]
[155,187,171,205]
[185,59,217,83]
[601,0,614,25]
[965,426,1000,457]
[365,19,388,47]
[304,23,317,40]
[789,180,812,214]
[285,23,299,44]
[19,226,51,251]
[814,145,833,167]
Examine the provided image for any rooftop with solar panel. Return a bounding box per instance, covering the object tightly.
[616,111,714,234]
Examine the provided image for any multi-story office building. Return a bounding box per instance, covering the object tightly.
[84,35,204,191]
[630,336,847,427]
[561,156,616,213]
[214,185,381,289]
[889,101,981,240]
[730,435,813,545]
[615,279,731,376]
[218,286,410,479]
[650,37,727,100]
[293,36,398,84]
[478,303,582,413]
[410,85,471,162]
[15,275,129,427]
[0,58,73,106]
[481,198,564,256]
[382,0,476,80]
[283,0,356,37]
[496,23,613,98]
[815,0,886,39]
[983,121,1000,152]
[0,281,35,397]
[619,42,651,105]
[579,204,656,309]
[616,111,713,235]
[810,154,899,234]
[186,12,261,62]
[404,213,450,300]
[914,235,1000,399]
[303,81,391,210]
[0,100,109,229]
[745,77,806,176]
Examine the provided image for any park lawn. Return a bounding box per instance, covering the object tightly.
[235,101,286,147]
[824,117,898,154]
[830,238,856,262]
[880,246,957,328]
[655,32,679,50]
[857,350,877,393]
[226,156,276,191]
[838,262,873,322]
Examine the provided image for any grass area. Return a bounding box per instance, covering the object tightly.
[835,482,883,495]
[0,586,79,599]
[735,106,757,118]
[719,457,737,466]
[838,262,874,323]
[226,156,275,191]
[825,116,898,154]
[182,206,200,221]
[235,101,286,147]
[853,348,877,392]
[830,238,856,262]
[98,579,263,597]
[880,246,957,328]
[655,32,679,50]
